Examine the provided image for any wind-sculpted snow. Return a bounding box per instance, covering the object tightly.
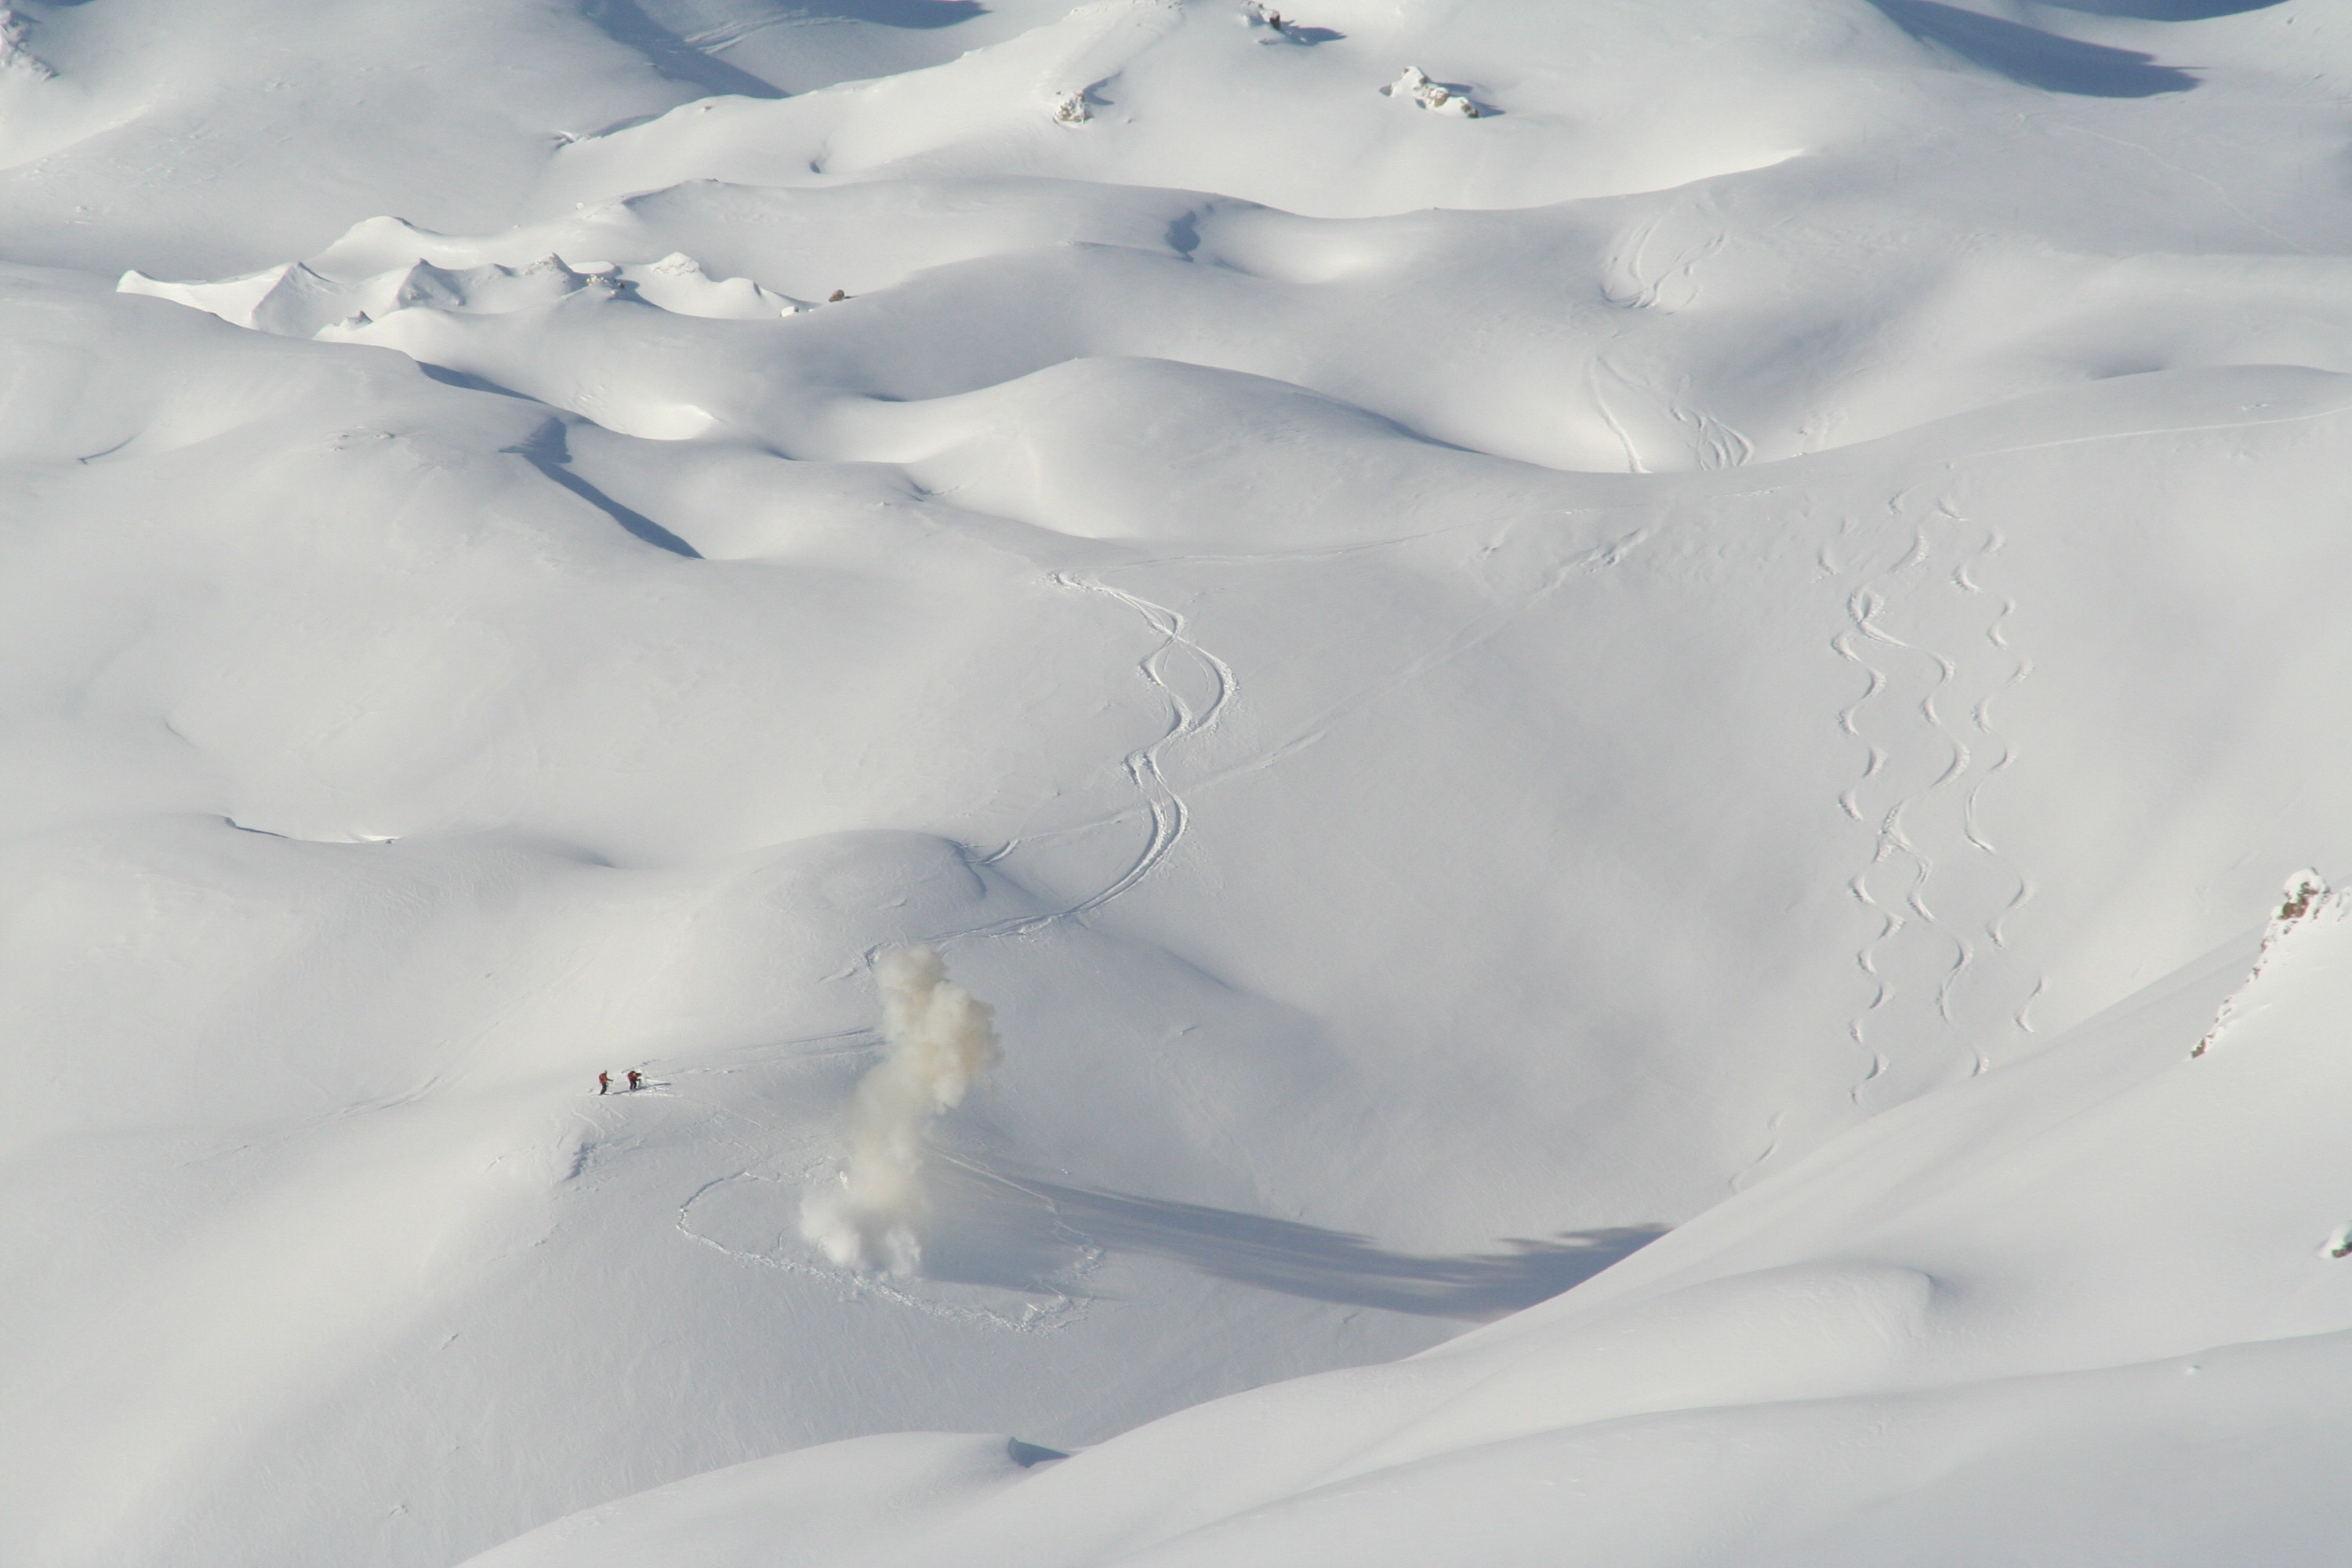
[12,1,2352,1565]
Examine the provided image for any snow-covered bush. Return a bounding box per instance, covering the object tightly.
[1383,65,1478,118]
[0,6,52,79]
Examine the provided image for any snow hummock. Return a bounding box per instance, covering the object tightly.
[117,263,299,330]
[615,252,799,319]
[122,236,798,339]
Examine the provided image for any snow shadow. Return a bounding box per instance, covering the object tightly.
[788,0,986,22]
[924,1160,1666,1320]
[581,0,789,99]
[506,418,702,558]
[2038,0,2281,16]
[1871,0,2199,96]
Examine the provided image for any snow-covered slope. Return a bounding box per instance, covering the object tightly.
[463,884,2352,1565]
[6,1,2352,1564]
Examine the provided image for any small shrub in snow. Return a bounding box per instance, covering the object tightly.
[2192,869,2336,1058]
[1384,66,1479,118]
[0,7,52,78]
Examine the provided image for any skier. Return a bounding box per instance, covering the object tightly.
[626,1069,643,1092]
[597,1071,611,1095]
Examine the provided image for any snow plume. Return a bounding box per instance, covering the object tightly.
[800,946,1003,1275]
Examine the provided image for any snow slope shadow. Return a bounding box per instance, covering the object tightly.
[580,0,789,100]
[785,0,986,23]
[924,1160,1666,1321]
[1871,0,2200,96]
[2039,0,2280,16]
[506,418,702,558]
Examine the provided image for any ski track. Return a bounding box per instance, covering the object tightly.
[1832,493,2038,1108]
[674,1170,1088,1332]
[1599,201,1750,471]
[647,1041,1092,1333]
[942,571,1235,946]
[1590,353,1751,473]
[1589,358,1650,474]
[1727,1110,1786,1194]
[742,516,1635,1304]
[1607,200,1726,314]
[1189,521,1650,796]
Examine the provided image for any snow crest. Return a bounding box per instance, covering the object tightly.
[119,230,800,342]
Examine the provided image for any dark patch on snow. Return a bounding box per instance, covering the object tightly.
[2037,0,2281,18]
[1006,1438,1068,1467]
[782,1,986,27]
[417,362,536,401]
[923,1160,1667,1320]
[506,418,703,559]
[1871,0,2200,97]
[580,0,789,100]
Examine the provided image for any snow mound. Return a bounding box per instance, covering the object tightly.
[621,252,797,319]
[118,263,297,330]
[390,255,604,316]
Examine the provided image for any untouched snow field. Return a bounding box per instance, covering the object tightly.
[5,1,2352,1563]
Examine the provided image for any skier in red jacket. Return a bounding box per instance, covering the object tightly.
[626,1070,643,1092]
[597,1071,611,1095]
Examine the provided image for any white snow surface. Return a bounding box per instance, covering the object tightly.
[5,1,2352,1565]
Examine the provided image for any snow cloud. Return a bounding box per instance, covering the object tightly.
[800,946,1002,1276]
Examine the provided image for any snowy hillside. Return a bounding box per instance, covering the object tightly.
[4,1,2351,1565]
[467,884,2352,1565]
